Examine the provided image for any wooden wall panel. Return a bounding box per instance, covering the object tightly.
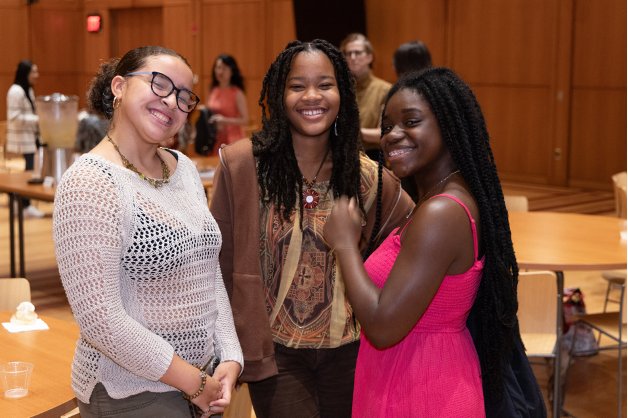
[163,5,196,70]
[475,86,554,182]
[243,78,263,127]
[4,0,622,189]
[0,4,30,118]
[201,2,264,79]
[572,0,627,88]
[568,89,627,188]
[83,9,112,107]
[267,0,296,61]
[448,0,557,85]
[113,7,163,59]
[0,75,15,121]
[0,7,30,74]
[85,0,134,9]
[30,8,83,103]
[567,0,627,190]
[201,1,265,126]
[366,0,446,83]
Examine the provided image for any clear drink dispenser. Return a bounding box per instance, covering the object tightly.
[36,93,79,183]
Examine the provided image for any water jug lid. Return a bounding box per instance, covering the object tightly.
[37,93,79,102]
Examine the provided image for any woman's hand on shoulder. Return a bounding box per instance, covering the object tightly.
[323,196,362,251]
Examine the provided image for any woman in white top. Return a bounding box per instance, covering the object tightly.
[53,46,243,418]
[7,60,44,218]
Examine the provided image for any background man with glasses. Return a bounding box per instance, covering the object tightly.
[340,33,391,161]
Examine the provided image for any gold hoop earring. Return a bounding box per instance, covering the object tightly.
[113,96,120,109]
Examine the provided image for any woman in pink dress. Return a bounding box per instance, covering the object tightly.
[206,54,248,155]
[325,68,538,417]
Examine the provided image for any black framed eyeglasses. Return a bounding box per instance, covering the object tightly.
[125,71,200,113]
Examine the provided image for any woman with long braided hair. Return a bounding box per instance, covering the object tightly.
[210,39,413,417]
[325,67,544,417]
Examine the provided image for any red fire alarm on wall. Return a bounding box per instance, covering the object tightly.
[87,14,101,33]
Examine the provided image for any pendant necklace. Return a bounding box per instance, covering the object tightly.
[301,146,330,209]
[107,134,170,188]
[406,170,460,219]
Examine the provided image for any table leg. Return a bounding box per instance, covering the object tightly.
[17,196,25,278]
[8,193,15,278]
[554,271,564,418]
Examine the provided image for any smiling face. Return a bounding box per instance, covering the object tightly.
[381,88,453,179]
[213,58,232,86]
[113,55,193,144]
[283,50,340,142]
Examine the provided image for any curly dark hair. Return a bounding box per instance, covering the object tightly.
[381,67,520,400]
[210,54,245,92]
[87,46,192,120]
[252,39,364,228]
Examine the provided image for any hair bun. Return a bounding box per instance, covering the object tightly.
[86,58,119,120]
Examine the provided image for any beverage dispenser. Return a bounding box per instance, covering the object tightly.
[36,93,79,183]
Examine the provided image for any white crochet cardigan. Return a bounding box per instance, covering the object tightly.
[53,151,243,403]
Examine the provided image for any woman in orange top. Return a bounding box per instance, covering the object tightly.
[206,54,248,155]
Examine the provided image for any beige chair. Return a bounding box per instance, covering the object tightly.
[517,271,559,406]
[518,271,558,357]
[572,282,626,418]
[504,195,529,212]
[0,278,31,311]
[600,172,627,314]
[611,171,627,219]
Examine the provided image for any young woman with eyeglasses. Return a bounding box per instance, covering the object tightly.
[53,46,243,418]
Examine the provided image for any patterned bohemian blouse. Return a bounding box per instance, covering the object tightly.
[259,154,379,349]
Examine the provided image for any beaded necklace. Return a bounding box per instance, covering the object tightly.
[300,146,330,209]
[107,134,170,188]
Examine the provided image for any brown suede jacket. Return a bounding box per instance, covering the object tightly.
[209,139,414,382]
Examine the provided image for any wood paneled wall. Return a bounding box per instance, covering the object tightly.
[568,0,627,188]
[366,0,626,189]
[0,0,623,189]
[0,0,296,130]
[0,1,30,120]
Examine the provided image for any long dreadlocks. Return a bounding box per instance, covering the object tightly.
[252,39,364,228]
[380,67,519,400]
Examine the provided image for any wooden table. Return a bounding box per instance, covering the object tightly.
[190,156,219,192]
[508,212,627,418]
[0,311,79,418]
[0,172,56,278]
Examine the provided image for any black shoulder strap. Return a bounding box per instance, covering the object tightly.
[163,148,179,161]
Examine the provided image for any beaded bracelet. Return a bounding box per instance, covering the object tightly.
[182,365,208,401]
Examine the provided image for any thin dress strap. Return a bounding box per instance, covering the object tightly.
[429,194,479,260]
[401,194,479,260]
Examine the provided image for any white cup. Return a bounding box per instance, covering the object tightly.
[0,362,34,398]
